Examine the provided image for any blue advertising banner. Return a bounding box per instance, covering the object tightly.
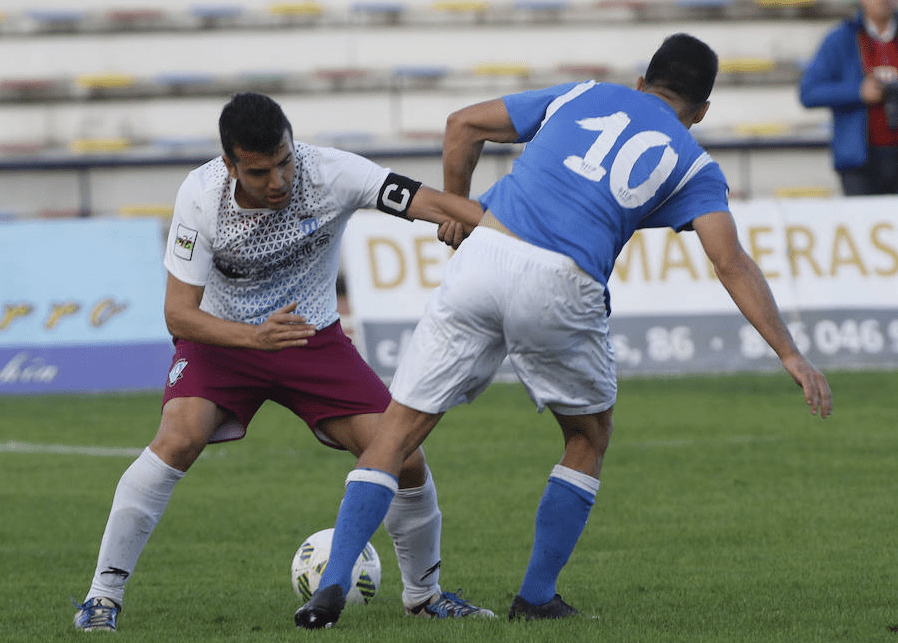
[1,218,173,393]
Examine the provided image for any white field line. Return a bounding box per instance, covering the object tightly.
[0,441,143,457]
[0,435,782,459]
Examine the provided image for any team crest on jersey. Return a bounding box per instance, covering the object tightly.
[173,224,198,260]
[168,358,188,387]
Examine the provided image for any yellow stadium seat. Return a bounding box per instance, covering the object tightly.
[733,122,790,137]
[755,0,816,6]
[268,2,324,15]
[118,204,174,218]
[76,73,136,89]
[432,1,489,12]
[69,138,132,153]
[774,186,834,198]
[718,58,776,74]
[474,62,532,76]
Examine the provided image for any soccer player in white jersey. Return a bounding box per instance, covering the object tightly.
[295,34,833,629]
[73,92,493,632]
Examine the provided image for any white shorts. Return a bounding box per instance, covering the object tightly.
[389,226,617,415]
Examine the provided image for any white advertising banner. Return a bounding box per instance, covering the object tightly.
[342,197,898,378]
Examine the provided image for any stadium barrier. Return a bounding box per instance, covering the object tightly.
[342,196,898,379]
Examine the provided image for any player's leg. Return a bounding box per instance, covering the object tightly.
[497,235,615,619]
[296,402,444,629]
[321,409,495,618]
[297,229,508,629]
[320,415,440,602]
[509,408,612,620]
[75,397,225,630]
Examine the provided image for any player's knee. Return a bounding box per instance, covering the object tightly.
[397,447,427,489]
[152,406,214,469]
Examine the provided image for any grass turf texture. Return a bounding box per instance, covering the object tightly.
[1,369,896,642]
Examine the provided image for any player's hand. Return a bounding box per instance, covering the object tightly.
[861,74,885,104]
[781,353,833,418]
[437,220,468,249]
[254,302,316,350]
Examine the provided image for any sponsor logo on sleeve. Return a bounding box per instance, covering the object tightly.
[173,225,198,261]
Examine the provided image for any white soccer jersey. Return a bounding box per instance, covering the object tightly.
[163,142,389,329]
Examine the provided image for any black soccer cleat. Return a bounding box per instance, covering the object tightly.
[295,584,346,630]
[508,593,578,621]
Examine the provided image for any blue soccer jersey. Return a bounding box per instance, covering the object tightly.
[480,81,730,289]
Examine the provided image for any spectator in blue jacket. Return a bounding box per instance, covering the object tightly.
[800,0,898,195]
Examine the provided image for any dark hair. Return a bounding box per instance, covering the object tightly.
[218,92,293,162]
[644,33,718,107]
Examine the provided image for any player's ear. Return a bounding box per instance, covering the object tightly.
[692,101,710,125]
[636,76,646,91]
[222,154,238,180]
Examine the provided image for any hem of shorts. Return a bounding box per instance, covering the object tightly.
[547,399,616,416]
[389,392,451,416]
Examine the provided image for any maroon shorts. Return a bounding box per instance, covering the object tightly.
[161,321,390,447]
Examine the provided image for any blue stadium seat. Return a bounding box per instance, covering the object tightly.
[392,65,450,79]
[189,4,245,19]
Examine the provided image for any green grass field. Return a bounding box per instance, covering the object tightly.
[1,369,896,642]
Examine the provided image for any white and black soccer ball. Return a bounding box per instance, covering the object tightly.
[291,528,381,604]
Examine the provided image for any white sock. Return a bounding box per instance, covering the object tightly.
[382,465,443,608]
[85,447,184,605]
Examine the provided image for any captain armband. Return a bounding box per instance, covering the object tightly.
[376,173,422,221]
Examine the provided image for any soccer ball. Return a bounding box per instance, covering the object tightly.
[291,528,381,604]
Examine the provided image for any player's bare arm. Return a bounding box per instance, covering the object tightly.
[443,98,520,197]
[406,185,484,246]
[692,211,833,418]
[163,273,316,351]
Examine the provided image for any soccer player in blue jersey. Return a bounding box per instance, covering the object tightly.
[295,34,833,628]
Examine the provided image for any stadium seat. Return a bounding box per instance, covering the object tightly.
[513,0,569,8]
[105,8,168,29]
[154,71,216,96]
[391,65,450,89]
[593,0,649,15]
[718,57,776,74]
[674,0,733,18]
[39,207,83,218]
[235,70,291,92]
[314,68,374,91]
[432,1,490,10]
[754,0,817,6]
[188,4,246,27]
[733,121,790,138]
[555,63,612,80]
[351,2,407,24]
[773,186,834,198]
[0,141,48,156]
[267,2,325,16]
[69,138,133,153]
[76,73,136,89]
[473,62,532,77]
[0,77,67,101]
[393,65,450,79]
[118,204,174,218]
[27,9,86,32]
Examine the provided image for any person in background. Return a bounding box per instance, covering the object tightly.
[800,0,898,195]
[73,92,492,632]
[295,33,833,630]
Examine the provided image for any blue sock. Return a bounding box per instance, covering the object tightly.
[518,467,598,606]
[318,469,397,595]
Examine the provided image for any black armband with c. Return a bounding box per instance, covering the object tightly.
[376,172,421,220]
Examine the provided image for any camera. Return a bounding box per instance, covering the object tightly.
[882,81,898,130]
